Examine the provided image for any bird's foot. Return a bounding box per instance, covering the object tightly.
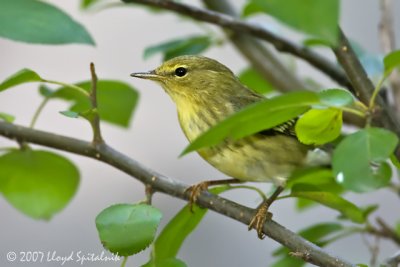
[184,178,242,212]
[248,203,273,239]
[184,181,211,212]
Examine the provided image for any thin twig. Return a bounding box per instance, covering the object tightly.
[145,183,154,205]
[385,250,400,267]
[0,121,354,267]
[121,0,353,91]
[89,63,104,144]
[379,0,396,54]
[361,234,379,266]
[365,219,400,247]
[376,217,400,246]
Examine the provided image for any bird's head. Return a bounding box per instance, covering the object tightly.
[131,55,240,105]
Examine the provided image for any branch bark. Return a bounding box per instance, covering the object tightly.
[122,0,353,92]
[0,121,354,267]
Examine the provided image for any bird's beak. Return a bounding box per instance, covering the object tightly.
[130,70,160,80]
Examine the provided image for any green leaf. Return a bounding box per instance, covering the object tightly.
[0,112,15,123]
[288,168,342,194]
[295,198,316,211]
[238,68,274,94]
[59,111,80,118]
[390,154,400,170]
[144,36,212,61]
[182,91,319,155]
[81,0,102,9]
[142,258,187,267]
[295,108,342,145]
[271,255,304,267]
[243,0,339,45]
[152,205,206,260]
[361,205,378,220]
[383,49,400,75]
[332,128,398,192]
[53,81,139,127]
[319,89,354,107]
[0,69,42,92]
[298,222,343,244]
[96,203,162,256]
[290,184,364,223]
[303,38,332,47]
[395,220,400,236]
[0,0,94,45]
[39,84,54,97]
[0,150,79,220]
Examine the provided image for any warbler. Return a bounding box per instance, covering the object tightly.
[131,55,329,238]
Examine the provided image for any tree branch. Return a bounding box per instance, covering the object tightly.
[379,0,396,55]
[332,29,400,158]
[202,0,305,92]
[379,0,400,117]
[122,0,353,92]
[0,121,354,267]
[201,0,364,128]
[385,251,400,267]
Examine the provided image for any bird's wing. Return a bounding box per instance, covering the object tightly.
[258,118,298,138]
[232,92,298,138]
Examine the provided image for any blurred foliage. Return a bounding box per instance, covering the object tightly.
[238,68,275,94]
[0,0,94,45]
[0,150,79,220]
[243,0,339,45]
[144,35,213,61]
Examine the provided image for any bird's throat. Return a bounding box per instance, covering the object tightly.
[177,99,234,143]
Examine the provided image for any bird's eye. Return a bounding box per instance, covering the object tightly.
[175,67,187,77]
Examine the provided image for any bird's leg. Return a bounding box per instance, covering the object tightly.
[248,185,285,239]
[185,178,242,211]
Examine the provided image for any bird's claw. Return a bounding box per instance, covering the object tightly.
[248,204,272,239]
[184,181,210,212]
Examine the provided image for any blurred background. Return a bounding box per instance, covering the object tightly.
[0,0,400,266]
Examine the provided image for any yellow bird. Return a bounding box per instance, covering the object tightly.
[131,55,329,238]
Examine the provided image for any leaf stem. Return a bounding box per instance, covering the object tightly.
[120,256,128,267]
[354,100,369,111]
[42,79,90,97]
[322,226,364,244]
[226,185,267,201]
[369,75,387,109]
[30,97,51,128]
[339,106,366,118]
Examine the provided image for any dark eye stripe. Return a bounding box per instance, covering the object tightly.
[175,67,187,77]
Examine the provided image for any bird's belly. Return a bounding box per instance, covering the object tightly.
[200,136,308,186]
